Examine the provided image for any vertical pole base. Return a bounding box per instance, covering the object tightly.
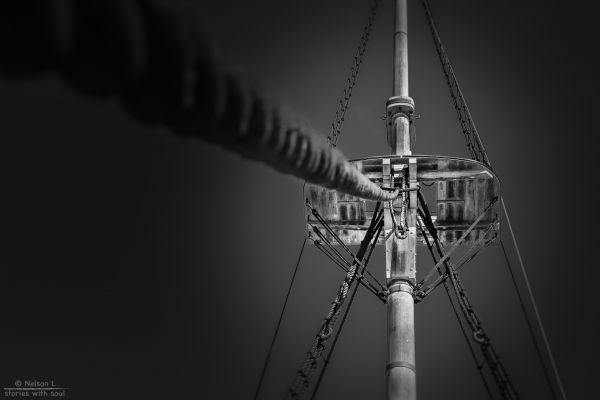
[387,281,416,400]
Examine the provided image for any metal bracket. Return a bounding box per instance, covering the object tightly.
[386,96,415,149]
[386,96,415,122]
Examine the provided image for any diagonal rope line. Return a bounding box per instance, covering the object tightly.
[364,269,387,292]
[253,236,307,400]
[310,207,386,302]
[417,207,495,400]
[417,197,498,288]
[307,201,387,295]
[314,240,383,301]
[501,197,567,400]
[309,223,353,266]
[500,239,554,400]
[307,202,357,258]
[417,220,497,300]
[309,218,384,400]
[314,241,353,272]
[286,204,383,399]
[420,2,565,395]
[418,193,518,399]
[311,224,386,294]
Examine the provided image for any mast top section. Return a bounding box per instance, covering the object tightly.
[393,0,409,97]
[304,155,500,248]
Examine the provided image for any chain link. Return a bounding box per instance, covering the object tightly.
[287,204,383,399]
[327,0,381,147]
[416,192,519,399]
[286,263,357,400]
[389,171,408,239]
[420,0,491,167]
[445,267,520,399]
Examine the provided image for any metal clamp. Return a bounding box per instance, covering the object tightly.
[386,360,416,373]
[388,281,414,295]
[386,96,415,122]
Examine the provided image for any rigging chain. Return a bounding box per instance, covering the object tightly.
[421,2,567,398]
[310,227,385,302]
[419,0,491,166]
[415,216,498,302]
[309,215,385,400]
[415,216,495,399]
[448,271,520,400]
[328,0,381,147]
[286,204,384,399]
[389,171,409,239]
[418,194,520,400]
[306,202,388,297]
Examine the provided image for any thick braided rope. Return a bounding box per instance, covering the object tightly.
[287,263,358,399]
[0,0,397,202]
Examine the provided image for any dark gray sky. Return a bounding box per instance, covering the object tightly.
[0,0,597,399]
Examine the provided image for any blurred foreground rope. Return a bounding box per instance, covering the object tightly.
[0,0,397,201]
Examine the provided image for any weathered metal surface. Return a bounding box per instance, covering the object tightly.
[388,2,417,399]
[387,282,416,400]
[304,154,499,247]
[385,157,417,282]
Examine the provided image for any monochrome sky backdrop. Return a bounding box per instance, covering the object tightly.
[0,0,596,399]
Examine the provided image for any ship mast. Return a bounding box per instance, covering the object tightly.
[385,0,417,399]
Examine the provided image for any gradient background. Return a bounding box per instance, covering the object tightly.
[0,0,597,399]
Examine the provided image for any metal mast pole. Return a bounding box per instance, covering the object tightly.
[385,0,417,399]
